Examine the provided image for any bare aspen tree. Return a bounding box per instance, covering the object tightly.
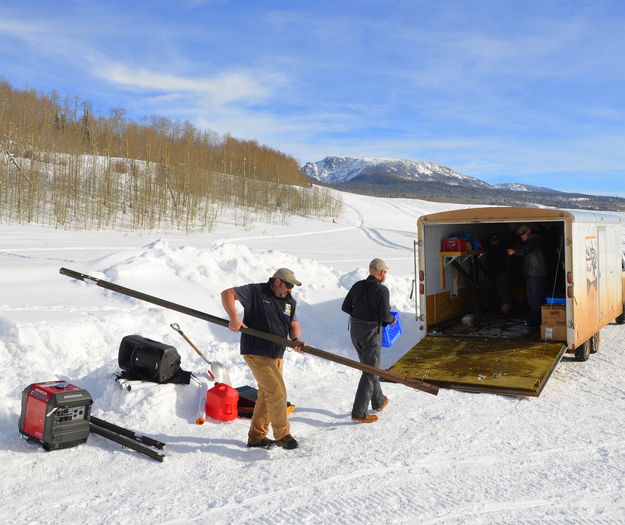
[0,81,342,230]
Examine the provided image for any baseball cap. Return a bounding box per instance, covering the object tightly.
[272,268,302,286]
[516,225,531,235]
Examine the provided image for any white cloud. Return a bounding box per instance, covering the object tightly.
[96,62,276,104]
[0,16,45,42]
[0,14,77,63]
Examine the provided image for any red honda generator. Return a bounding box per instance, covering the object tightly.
[19,381,93,450]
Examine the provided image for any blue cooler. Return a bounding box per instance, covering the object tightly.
[382,311,403,348]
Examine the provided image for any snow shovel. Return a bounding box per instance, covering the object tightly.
[170,323,232,385]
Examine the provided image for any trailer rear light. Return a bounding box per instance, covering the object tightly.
[419,283,425,295]
[567,286,574,298]
[419,271,424,281]
[566,271,573,284]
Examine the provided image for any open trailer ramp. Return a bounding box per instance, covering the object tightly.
[387,336,567,397]
[406,206,625,396]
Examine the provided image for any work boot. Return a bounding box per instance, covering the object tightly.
[247,437,275,449]
[374,396,389,412]
[274,434,299,450]
[351,414,378,423]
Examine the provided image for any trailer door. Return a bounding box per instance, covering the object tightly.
[387,336,566,397]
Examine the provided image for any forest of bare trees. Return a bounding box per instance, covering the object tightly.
[0,81,341,230]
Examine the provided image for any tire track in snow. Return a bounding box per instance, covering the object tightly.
[342,201,412,252]
[359,225,412,251]
[169,437,625,524]
[212,226,357,245]
[0,246,136,252]
[0,305,132,312]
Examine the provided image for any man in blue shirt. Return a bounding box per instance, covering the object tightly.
[221,268,305,450]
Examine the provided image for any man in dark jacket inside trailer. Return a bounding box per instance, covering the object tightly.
[341,258,396,423]
[221,268,306,450]
[507,224,547,327]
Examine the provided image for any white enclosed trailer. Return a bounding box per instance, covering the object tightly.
[388,207,625,396]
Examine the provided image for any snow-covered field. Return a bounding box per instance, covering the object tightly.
[2,192,625,524]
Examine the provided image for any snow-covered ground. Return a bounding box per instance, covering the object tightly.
[2,192,625,524]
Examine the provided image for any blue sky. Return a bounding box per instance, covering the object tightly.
[1,1,625,195]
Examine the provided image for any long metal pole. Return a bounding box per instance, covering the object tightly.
[59,267,438,395]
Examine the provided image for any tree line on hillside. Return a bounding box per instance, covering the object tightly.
[328,175,625,211]
[0,81,341,230]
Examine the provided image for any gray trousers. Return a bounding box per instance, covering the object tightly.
[526,275,546,324]
[350,318,385,418]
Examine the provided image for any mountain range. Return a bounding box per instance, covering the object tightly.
[301,157,622,210]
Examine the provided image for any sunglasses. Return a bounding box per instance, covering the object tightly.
[279,279,294,290]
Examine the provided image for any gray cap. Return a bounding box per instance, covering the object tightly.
[516,224,531,235]
[369,258,388,271]
[272,268,302,286]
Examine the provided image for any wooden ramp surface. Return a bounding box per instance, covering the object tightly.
[387,336,566,397]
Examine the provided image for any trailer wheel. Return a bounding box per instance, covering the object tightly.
[616,311,625,325]
[589,332,600,354]
[574,341,590,361]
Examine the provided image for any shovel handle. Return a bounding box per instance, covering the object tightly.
[170,322,212,366]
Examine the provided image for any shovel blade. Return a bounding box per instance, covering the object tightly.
[209,361,232,385]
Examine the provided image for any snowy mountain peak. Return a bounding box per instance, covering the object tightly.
[301,156,491,188]
[494,182,563,194]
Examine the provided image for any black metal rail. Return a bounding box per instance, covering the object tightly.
[90,416,166,449]
[89,418,165,462]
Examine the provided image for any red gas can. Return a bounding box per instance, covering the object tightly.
[205,383,239,422]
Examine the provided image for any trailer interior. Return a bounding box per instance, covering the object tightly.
[388,216,569,397]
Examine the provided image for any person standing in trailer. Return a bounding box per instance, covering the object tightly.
[507,224,547,327]
[485,233,513,314]
[221,268,306,450]
[341,258,396,423]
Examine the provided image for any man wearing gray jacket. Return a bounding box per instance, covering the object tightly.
[341,258,396,423]
[507,224,547,327]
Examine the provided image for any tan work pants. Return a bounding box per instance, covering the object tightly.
[243,354,290,441]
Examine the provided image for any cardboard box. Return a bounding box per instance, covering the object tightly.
[541,324,567,341]
[541,305,566,325]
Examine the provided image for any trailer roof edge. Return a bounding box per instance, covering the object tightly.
[418,206,622,224]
